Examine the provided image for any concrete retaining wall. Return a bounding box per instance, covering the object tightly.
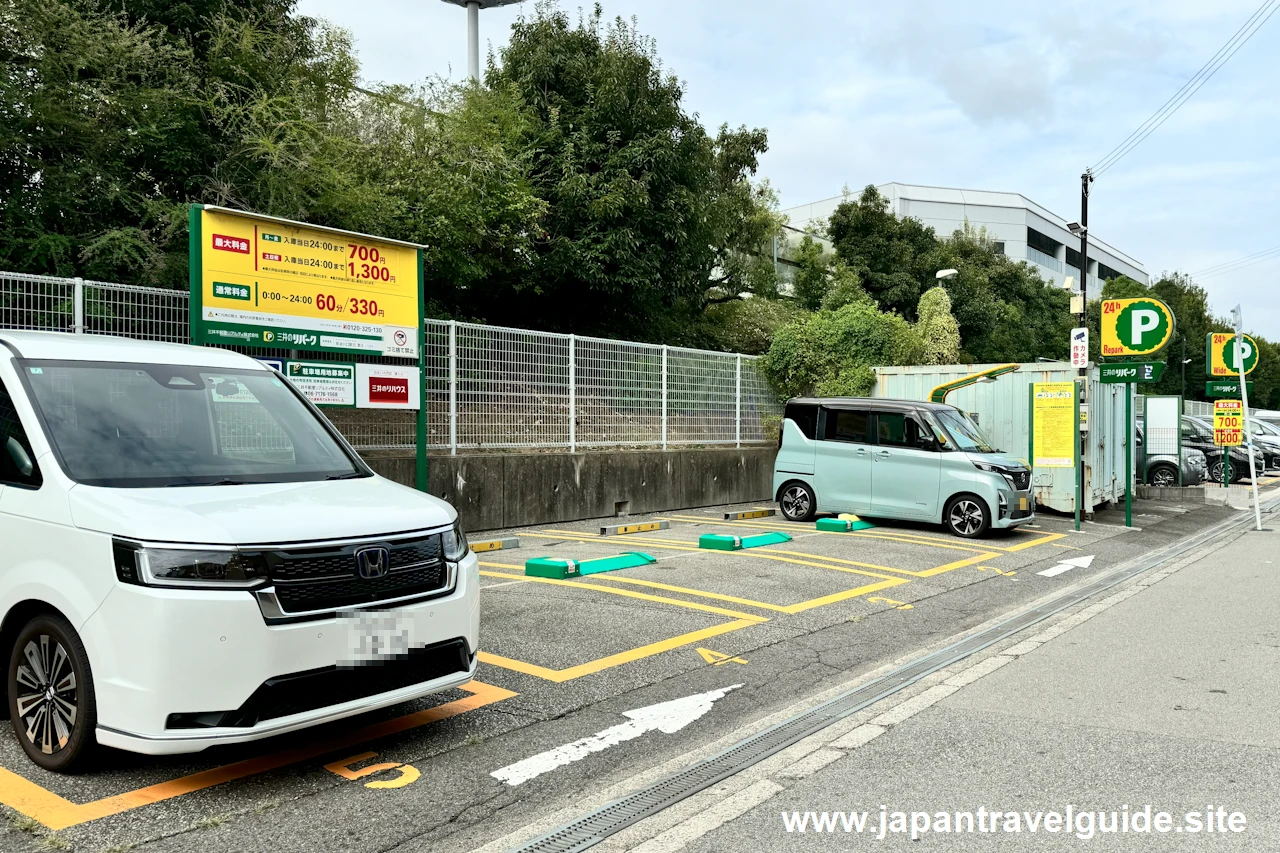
[364,447,777,532]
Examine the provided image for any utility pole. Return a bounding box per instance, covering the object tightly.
[440,0,523,83]
[1075,169,1093,530]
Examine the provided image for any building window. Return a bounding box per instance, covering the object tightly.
[1097,262,1124,282]
[1065,246,1081,270]
[1026,228,1061,258]
[993,242,1005,256]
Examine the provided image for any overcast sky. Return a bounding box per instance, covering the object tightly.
[298,0,1279,336]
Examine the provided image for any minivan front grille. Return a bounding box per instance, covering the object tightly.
[259,533,449,614]
[165,638,472,729]
[1010,470,1031,491]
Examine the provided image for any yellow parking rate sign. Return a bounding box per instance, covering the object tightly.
[1213,399,1244,447]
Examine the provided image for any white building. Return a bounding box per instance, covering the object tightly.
[782,182,1148,298]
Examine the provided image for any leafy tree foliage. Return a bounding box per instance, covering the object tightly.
[759,299,926,399]
[916,286,961,365]
[485,3,779,339]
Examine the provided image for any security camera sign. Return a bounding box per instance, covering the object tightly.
[1100,298,1175,357]
[1069,327,1089,368]
[1206,332,1259,377]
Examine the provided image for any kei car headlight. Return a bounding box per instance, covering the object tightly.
[113,540,267,589]
[442,523,469,562]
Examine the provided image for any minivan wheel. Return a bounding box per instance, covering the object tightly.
[1208,460,1236,484]
[944,495,990,538]
[7,614,97,773]
[1148,464,1178,488]
[778,482,816,522]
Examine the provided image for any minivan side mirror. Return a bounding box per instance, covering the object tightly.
[6,436,34,477]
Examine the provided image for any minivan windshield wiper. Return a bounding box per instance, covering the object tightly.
[166,479,247,488]
[325,472,368,480]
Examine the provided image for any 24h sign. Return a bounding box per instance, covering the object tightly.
[1100,297,1175,358]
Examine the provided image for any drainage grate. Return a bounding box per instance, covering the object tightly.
[513,501,1279,853]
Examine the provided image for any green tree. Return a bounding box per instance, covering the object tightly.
[701,296,803,355]
[915,286,960,365]
[486,2,776,339]
[826,186,941,319]
[791,234,830,312]
[760,301,923,399]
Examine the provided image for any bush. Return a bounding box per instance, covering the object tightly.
[760,300,923,399]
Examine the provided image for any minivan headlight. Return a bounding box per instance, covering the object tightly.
[442,523,469,562]
[113,540,267,589]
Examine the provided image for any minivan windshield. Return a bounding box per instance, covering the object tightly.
[20,360,365,488]
[929,408,998,454]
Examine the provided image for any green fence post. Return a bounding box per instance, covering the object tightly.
[1074,382,1082,532]
[415,248,428,493]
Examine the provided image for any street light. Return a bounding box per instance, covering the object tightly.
[440,0,524,82]
[936,269,959,280]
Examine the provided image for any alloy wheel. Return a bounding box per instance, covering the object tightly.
[780,485,811,520]
[1151,467,1177,488]
[949,499,984,536]
[14,634,78,756]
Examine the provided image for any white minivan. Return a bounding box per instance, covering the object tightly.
[0,331,479,771]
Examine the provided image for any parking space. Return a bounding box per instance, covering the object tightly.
[0,493,1262,852]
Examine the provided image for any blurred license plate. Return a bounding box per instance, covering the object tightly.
[1019,497,1028,511]
[343,610,413,664]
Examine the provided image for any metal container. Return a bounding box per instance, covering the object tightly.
[873,362,1130,514]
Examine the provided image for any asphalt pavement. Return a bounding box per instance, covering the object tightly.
[601,506,1280,851]
[0,490,1263,853]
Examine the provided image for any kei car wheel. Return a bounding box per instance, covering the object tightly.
[944,495,990,539]
[7,614,97,773]
[778,482,817,522]
[1148,464,1178,488]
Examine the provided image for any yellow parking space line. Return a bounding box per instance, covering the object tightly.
[478,569,769,623]
[522,532,903,581]
[0,681,516,831]
[662,515,1064,555]
[477,568,767,682]
[588,573,909,615]
[477,620,759,683]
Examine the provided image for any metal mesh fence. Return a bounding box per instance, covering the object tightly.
[2,272,782,452]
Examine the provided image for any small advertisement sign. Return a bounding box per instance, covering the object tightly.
[356,364,420,410]
[285,361,356,407]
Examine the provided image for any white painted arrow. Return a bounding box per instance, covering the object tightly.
[1037,554,1095,578]
[491,684,742,786]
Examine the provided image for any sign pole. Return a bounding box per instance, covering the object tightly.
[1074,383,1082,532]
[1125,382,1133,527]
[1233,307,1263,530]
[415,248,429,493]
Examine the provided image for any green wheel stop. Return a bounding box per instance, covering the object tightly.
[816,517,876,532]
[699,532,792,551]
[525,552,657,579]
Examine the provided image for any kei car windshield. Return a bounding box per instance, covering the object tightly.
[19,360,364,488]
[929,408,998,454]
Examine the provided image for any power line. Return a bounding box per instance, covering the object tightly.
[1192,245,1280,280]
[1092,0,1280,176]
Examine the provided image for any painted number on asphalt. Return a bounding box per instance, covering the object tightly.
[325,752,421,789]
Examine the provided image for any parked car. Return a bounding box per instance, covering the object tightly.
[0,331,479,771]
[1180,415,1267,483]
[773,397,1034,539]
[1135,425,1205,486]
[1247,417,1280,469]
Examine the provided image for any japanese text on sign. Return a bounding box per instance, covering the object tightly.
[1033,382,1076,468]
[1214,399,1243,447]
[192,206,422,358]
